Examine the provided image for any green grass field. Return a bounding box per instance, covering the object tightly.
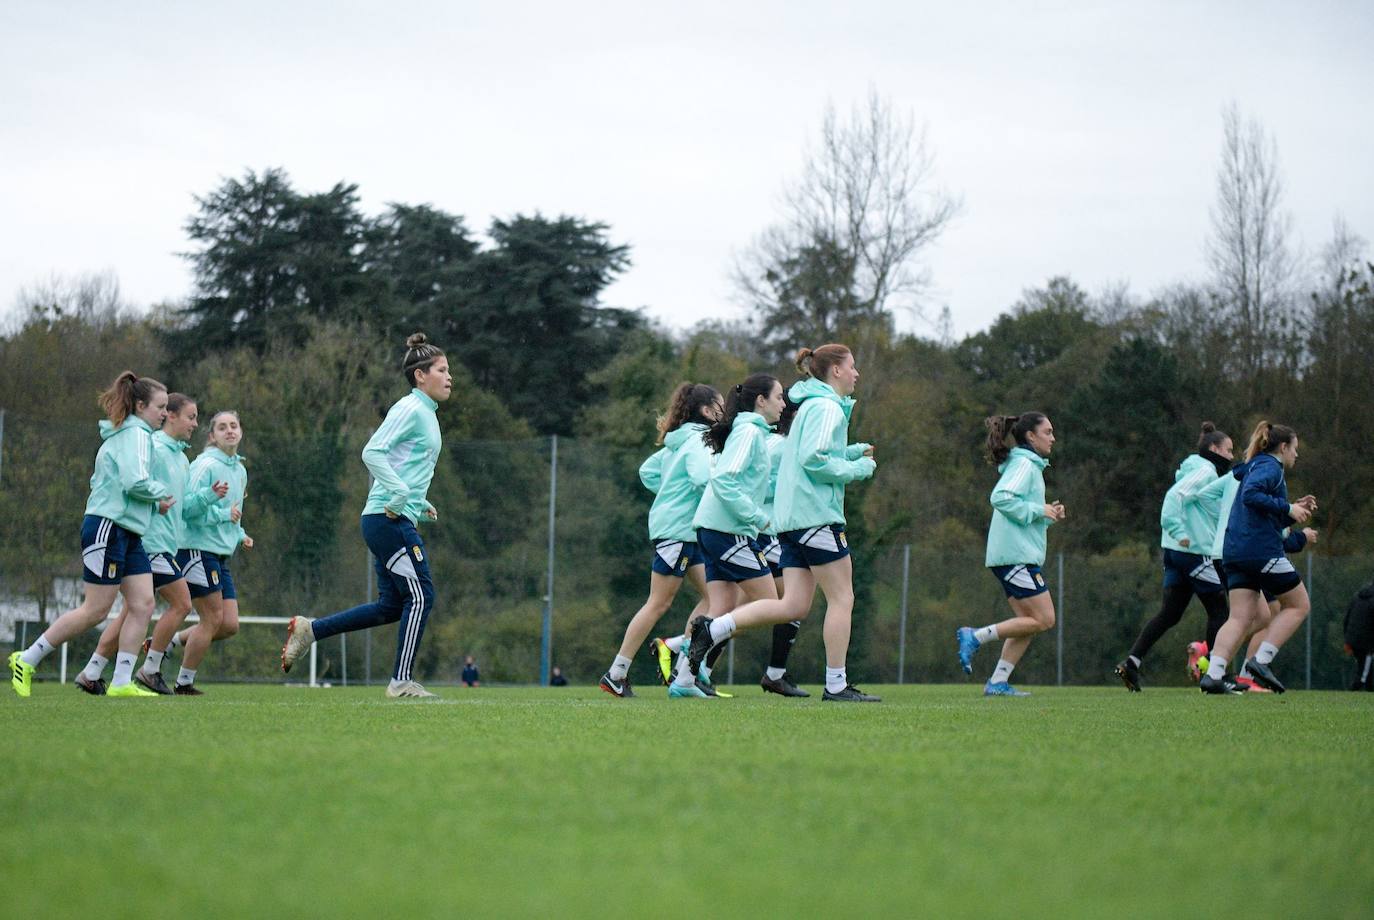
[4,682,1371,918]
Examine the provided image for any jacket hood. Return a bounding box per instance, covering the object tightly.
[153,430,190,452]
[1231,453,1278,482]
[203,445,242,467]
[998,445,1049,475]
[99,417,153,440]
[733,411,771,433]
[664,422,707,450]
[788,378,855,417]
[1176,453,1211,482]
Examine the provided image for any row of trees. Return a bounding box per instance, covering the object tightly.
[2,94,1370,685]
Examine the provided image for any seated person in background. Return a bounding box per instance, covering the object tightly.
[550,666,568,686]
[461,655,480,687]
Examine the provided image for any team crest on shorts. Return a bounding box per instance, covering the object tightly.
[1035,573,1045,587]
[107,563,117,579]
[211,570,220,585]
[838,532,848,548]
[412,546,424,562]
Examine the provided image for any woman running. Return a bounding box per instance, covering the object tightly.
[281,333,450,698]
[683,344,880,703]
[166,409,254,694]
[1202,422,1316,694]
[77,393,227,694]
[757,395,809,697]
[600,383,721,698]
[1114,422,1233,691]
[675,374,788,699]
[9,372,172,698]
[955,413,1065,697]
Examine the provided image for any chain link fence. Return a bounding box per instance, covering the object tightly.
[3,412,1370,690]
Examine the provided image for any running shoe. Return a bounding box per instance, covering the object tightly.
[598,672,634,698]
[107,682,158,698]
[956,627,980,674]
[695,675,733,699]
[668,682,709,699]
[1199,673,1246,695]
[135,670,174,695]
[686,617,715,676]
[822,685,882,702]
[386,680,438,699]
[1186,641,1208,682]
[983,681,1030,697]
[1114,658,1142,692]
[1234,675,1271,693]
[650,637,674,686]
[74,673,107,696]
[280,616,315,673]
[173,683,204,696]
[760,673,810,697]
[1242,658,1286,693]
[9,651,34,698]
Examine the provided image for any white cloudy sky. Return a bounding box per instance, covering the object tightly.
[2,0,1371,338]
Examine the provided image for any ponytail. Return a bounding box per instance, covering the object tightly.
[98,371,166,427]
[655,382,721,446]
[795,344,852,382]
[985,412,1046,465]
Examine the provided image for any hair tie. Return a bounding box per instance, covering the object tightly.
[735,384,743,393]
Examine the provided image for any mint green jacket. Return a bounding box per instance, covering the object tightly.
[1202,473,1239,559]
[693,412,773,538]
[774,379,874,532]
[1159,454,1222,553]
[985,446,1052,567]
[143,431,215,556]
[183,447,248,556]
[760,432,785,537]
[85,417,171,536]
[645,422,712,541]
[362,389,442,525]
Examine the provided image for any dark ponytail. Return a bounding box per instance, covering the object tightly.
[655,383,721,446]
[98,371,166,427]
[704,373,778,453]
[984,412,1047,464]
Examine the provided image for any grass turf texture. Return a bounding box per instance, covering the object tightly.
[4,684,1371,918]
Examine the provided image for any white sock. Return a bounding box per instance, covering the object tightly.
[974,625,998,644]
[141,650,165,675]
[169,632,183,650]
[766,666,786,681]
[176,667,196,687]
[1253,641,1279,665]
[608,655,631,681]
[110,652,136,687]
[20,634,57,668]
[1128,655,1141,668]
[990,659,1015,684]
[82,654,109,681]
[709,614,737,644]
[664,634,685,653]
[700,664,713,680]
[825,667,846,694]
[1206,656,1228,680]
[672,651,696,687]
[1238,662,1253,679]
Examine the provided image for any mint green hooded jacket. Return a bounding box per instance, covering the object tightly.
[644,422,712,541]
[773,379,874,533]
[143,431,216,556]
[1202,472,1240,559]
[760,432,785,537]
[85,417,171,536]
[1159,454,1222,553]
[985,446,1052,567]
[362,389,442,525]
[693,412,773,538]
[183,446,248,556]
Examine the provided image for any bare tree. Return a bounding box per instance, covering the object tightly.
[9,269,129,332]
[735,89,961,355]
[1206,102,1298,390]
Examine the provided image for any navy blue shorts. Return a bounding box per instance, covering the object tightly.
[778,524,850,569]
[1223,558,1301,597]
[650,539,704,577]
[149,551,185,589]
[1162,549,1225,595]
[990,563,1049,599]
[81,515,151,585]
[185,550,237,600]
[697,528,771,583]
[757,534,783,578]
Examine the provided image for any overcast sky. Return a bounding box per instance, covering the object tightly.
[2,0,1371,338]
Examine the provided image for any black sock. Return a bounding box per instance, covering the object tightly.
[1201,591,1230,652]
[769,620,802,670]
[706,638,729,669]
